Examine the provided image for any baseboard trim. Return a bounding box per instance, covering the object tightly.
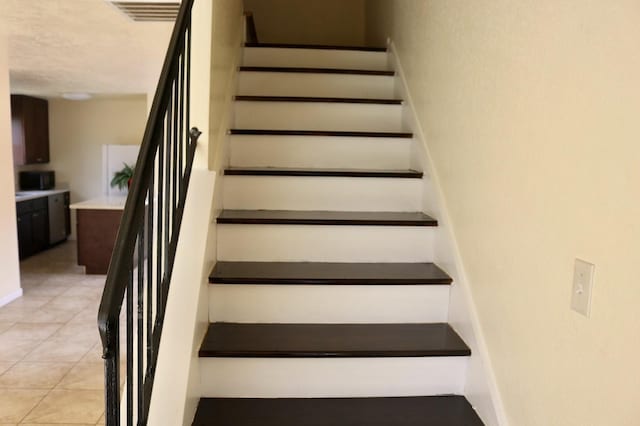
[0,288,23,308]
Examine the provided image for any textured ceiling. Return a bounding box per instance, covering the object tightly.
[0,0,175,97]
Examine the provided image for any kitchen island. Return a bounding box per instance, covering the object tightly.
[70,196,126,274]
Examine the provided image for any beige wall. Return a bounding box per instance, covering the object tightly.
[0,33,22,303]
[46,96,147,203]
[244,0,366,46]
[367,1,640,425]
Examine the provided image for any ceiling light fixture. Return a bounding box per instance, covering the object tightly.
[62,93,92,101]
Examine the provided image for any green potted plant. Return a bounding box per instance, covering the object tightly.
[110,162,135,190]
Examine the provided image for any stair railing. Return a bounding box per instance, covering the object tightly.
[97,0,199,424]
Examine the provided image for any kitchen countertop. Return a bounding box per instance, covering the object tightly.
[69,195,128,210]
[15,188,69,202]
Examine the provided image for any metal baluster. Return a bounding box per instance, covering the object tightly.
[126,268,133,426]
[185,21,192,167]
[146,163,155,383]
[104,324,121,426]
[179,51,185,195]
[156,120,165,322]
[137,226,144,422]
[164,90,173,305]
[172,75,179,224]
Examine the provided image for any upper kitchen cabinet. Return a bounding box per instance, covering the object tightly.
[11,94,50,165]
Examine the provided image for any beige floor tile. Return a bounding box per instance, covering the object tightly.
[22,284,69,298]
[61,286,104,299]
[52,322,101,343]
[0,362,14,375]
[0,322,14,333]
[0,337,40,362]
[0,388,48,423]
[57,362,104,390]
[45,294,95,311]
[0,306,31,323]
[18,307,79,324]
[70,306,100,324]
[0,361,74,389]
[0,323,64,342]
[3,295,52,309]
[23,338,95,363]
[22,389,104,424]
[80,343,104,364]
[21,424,94,426]
[96,412,105,424]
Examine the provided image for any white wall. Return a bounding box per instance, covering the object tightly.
[367,1,640,425]
[243,0,366,46]
[0,33,22,305]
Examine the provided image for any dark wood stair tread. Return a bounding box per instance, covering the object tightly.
[210,262,452,285]
[199,323,471,358]
[216,210,437,226]
[235,95,402,104]
[240,66,394,76]
[193,396,483,425]
[245,42,388,52]
[224,167,422,178]
[230,129,413,138]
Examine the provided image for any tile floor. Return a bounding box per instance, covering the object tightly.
[0,242,107,425]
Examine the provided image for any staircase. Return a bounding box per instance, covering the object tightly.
[192,43,484,425]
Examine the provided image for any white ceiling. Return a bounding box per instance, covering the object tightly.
[0,0,175,97]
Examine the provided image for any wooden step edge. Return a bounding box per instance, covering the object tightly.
[199,347,472,357]
[193,396,484,426]
[216,210,437,227]
[198,323,472,358]
[208,262,453,285]
[239,66,395,76]
[244,42,388,52]
[223,168,423,178]
[234,95,403,105]
[216,217,437,227]
[229,129,414,138]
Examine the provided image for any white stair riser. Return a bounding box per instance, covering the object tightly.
[243,47,389,70]
[209,285,450,323]
[230,136,412,169]
[234,102,403,132]
[223,176,422,211]
[237,72,395,98]
[216,225,434,262]
[200,357,467,397]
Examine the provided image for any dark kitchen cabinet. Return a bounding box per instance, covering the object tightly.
[16,191,70,260]
[11,95,50,165]
[16,197,49,259]
[16,212,33,259]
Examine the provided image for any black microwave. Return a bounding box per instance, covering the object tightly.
[19,171,55,190]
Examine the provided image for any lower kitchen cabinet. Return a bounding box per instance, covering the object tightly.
[16,191,70,260]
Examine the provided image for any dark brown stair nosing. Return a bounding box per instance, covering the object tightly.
[229,129,413,138]
[224,168,423,178]
[199,323,471,358]
[244,42,388,52]
[193,395,484,426]
[216,210,437,227]
[240,66,395,76]
[235,95,403,105]
[209,262,453,285]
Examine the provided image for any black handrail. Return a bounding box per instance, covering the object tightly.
[97,0,199,424]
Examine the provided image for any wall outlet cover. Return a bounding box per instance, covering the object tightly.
[571,258,595,317]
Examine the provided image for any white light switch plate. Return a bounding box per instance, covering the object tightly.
[571,258,595,317]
